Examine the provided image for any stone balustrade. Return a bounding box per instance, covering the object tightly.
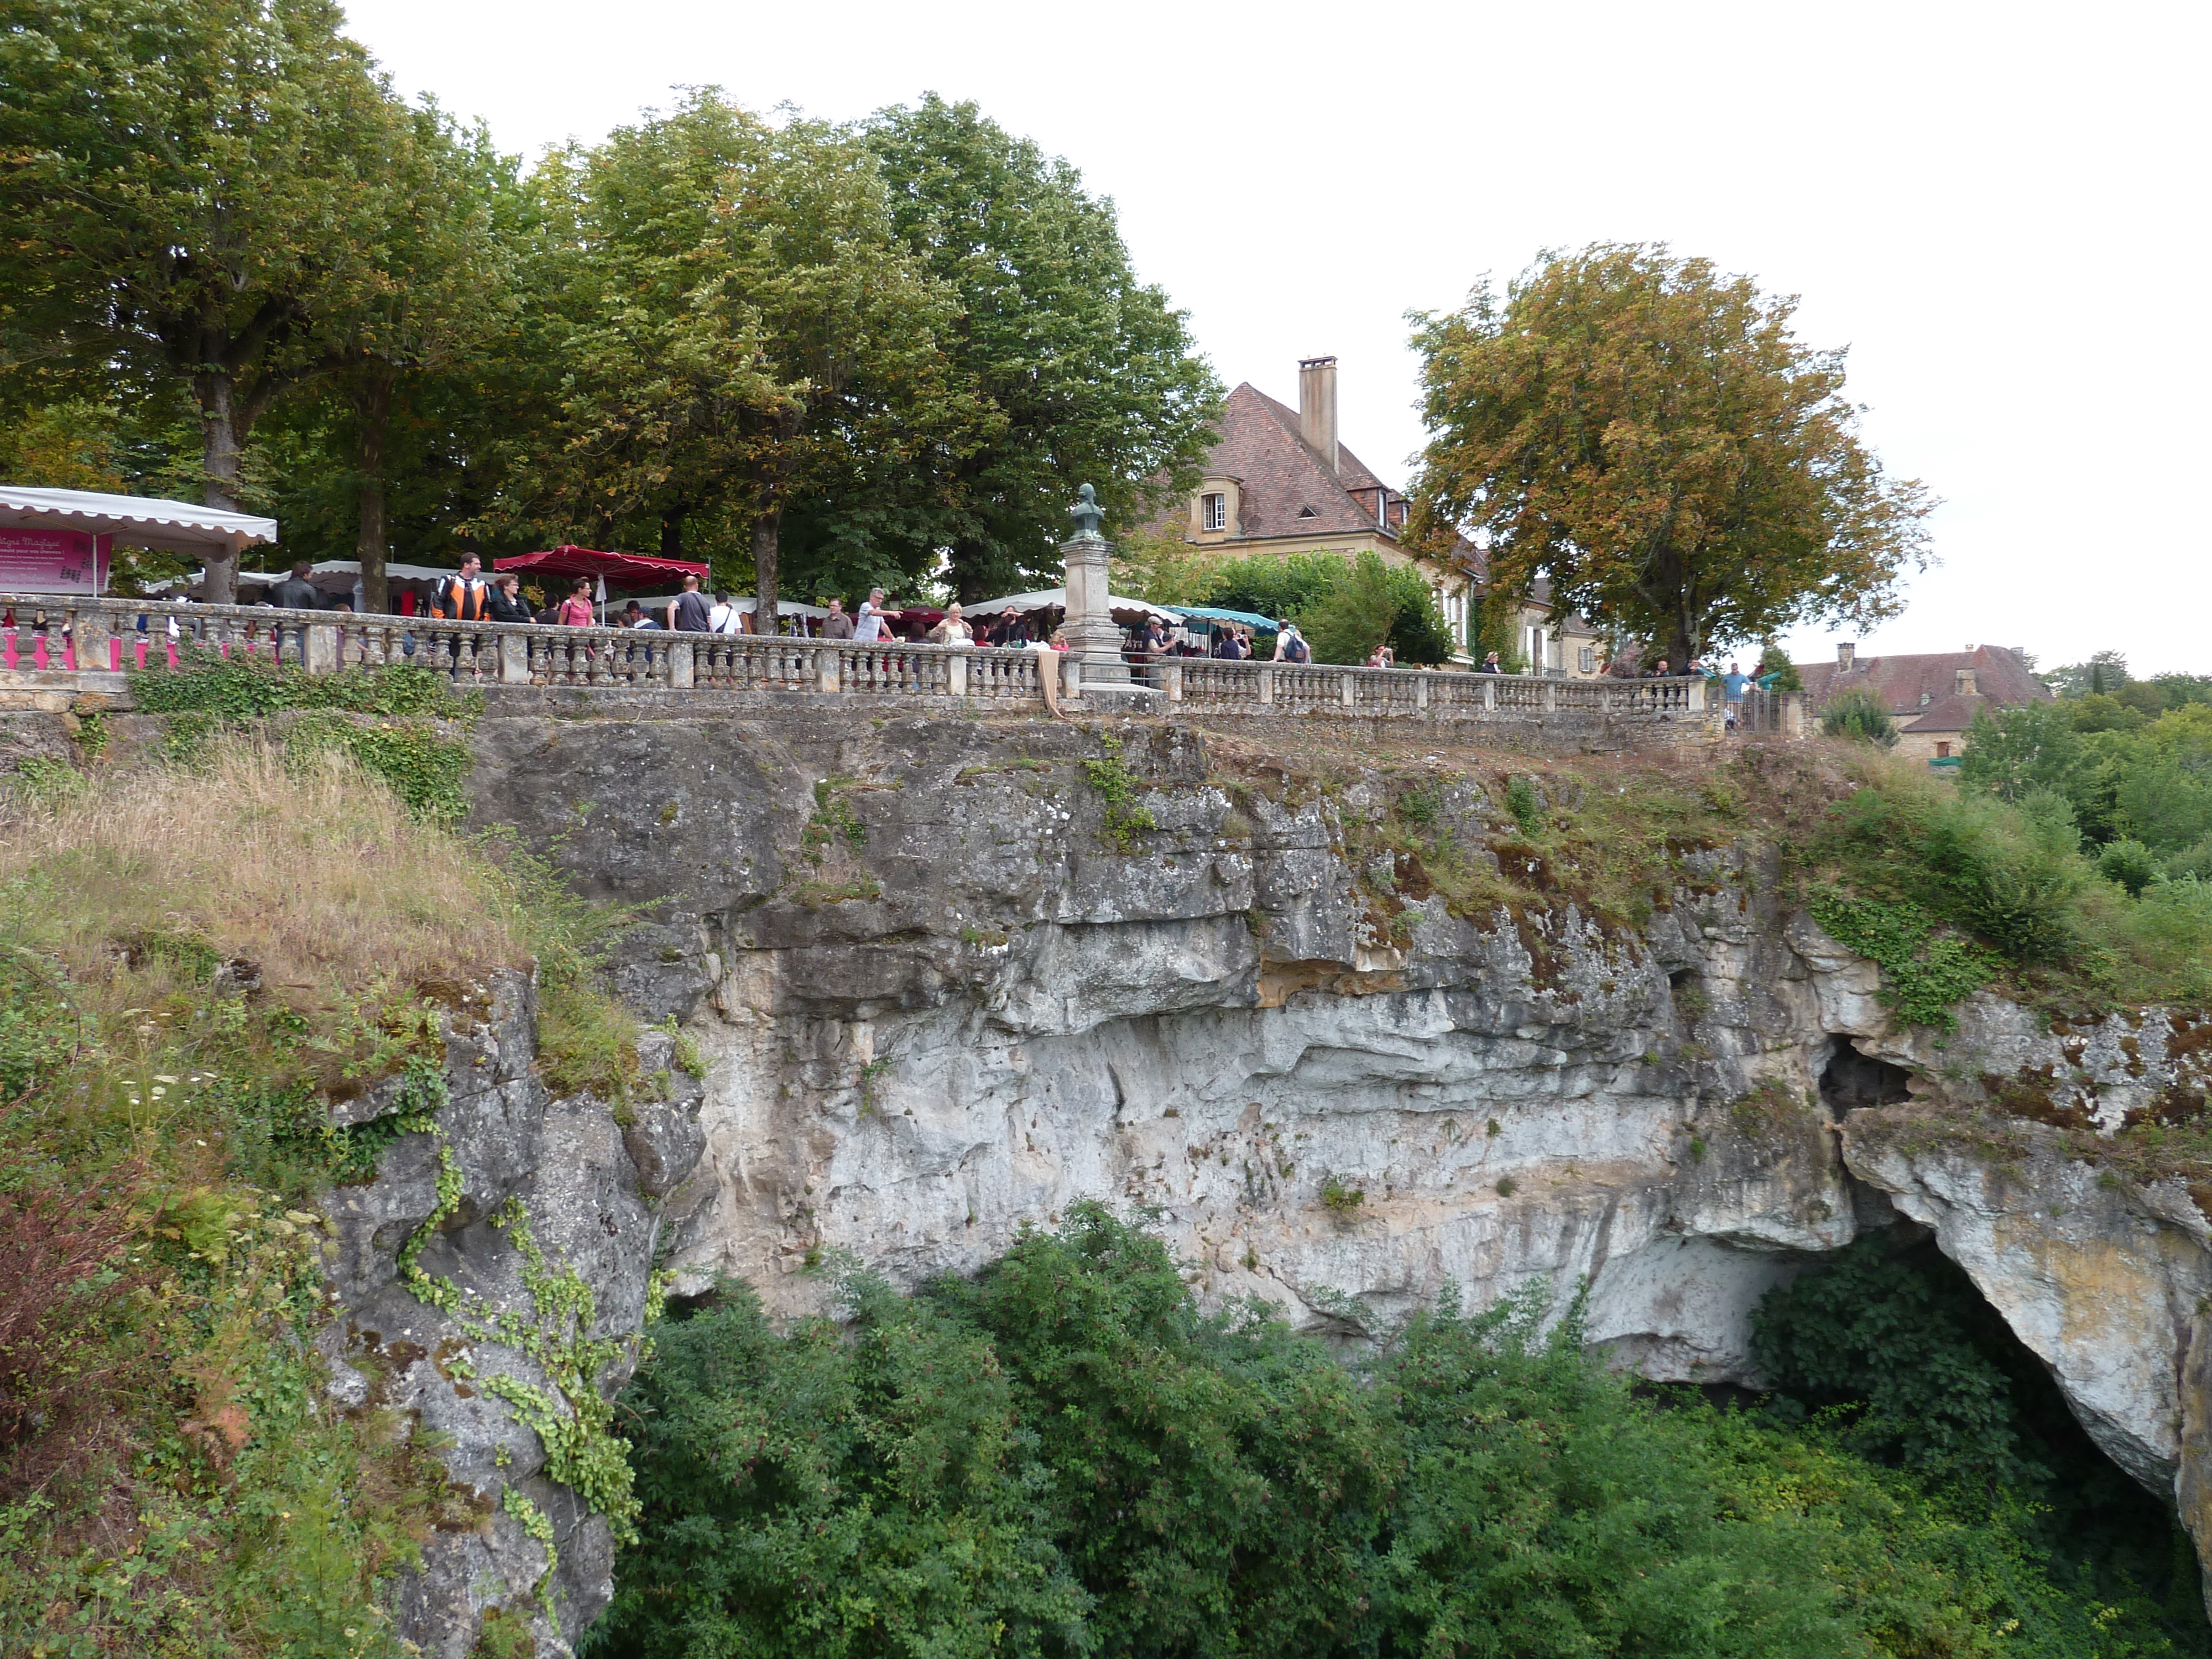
[0,592,1718,723]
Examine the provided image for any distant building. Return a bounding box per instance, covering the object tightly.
[1149,357,1478,660]
[1454,543,1606,678]
[1796,642,2052,763]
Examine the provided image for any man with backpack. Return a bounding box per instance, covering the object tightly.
[1273,620,1311,664]
[666,572,714,632]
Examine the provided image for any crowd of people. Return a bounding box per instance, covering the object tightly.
[239,564,1777,728]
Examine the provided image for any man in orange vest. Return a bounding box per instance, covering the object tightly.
[431,554,491,620]
[427,554,492,675]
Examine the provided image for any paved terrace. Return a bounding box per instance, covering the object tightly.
[0,593,1795,747]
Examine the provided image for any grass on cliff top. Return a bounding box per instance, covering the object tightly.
[0,742,638,1656]
[1202,730,2212,1018]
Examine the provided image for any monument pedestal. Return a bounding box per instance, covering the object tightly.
[1057,482,1163,709]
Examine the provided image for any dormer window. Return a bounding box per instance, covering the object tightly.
[1202,492,1227,533]
[1297,505,1318,519]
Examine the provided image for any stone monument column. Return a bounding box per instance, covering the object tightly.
[1059,483,1133,691]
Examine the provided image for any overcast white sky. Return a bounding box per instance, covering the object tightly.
[345,0,2209,674]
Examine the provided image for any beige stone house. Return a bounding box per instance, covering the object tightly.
[1149,357,1478,660]
[1795,642,2051,763]
[1453,545,1606,678]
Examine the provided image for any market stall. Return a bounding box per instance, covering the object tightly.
[0,486,278,594]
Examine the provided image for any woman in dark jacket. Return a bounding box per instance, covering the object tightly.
[486,574,535,624]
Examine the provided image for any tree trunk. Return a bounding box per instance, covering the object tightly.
[197,372,245,604]
[752,507,781,636]
[660,508,687,561]
[354,367,395,615]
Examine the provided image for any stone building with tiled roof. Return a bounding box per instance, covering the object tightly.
[1454,541,1606,679]
[1149,357,1480,661]
[1795,641,2052,763]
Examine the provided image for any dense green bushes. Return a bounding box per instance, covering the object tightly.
[1807,753,2212,1008]
[1822,688,1899,747]
[1964,701,2212,886]
[1133,548,1454,665]
[589,1208,2209,1658]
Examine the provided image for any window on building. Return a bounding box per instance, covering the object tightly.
[1202,493,1227,532]
[1936,742,1952,759]
[1297,505,1318,519]
[1579,646,1595,674]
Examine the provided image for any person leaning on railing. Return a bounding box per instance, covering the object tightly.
[555,577,594,627]
[487,573,534,624]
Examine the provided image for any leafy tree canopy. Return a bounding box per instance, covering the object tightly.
[1132,550,1452,665]
[863,96,1223,602]
[1408,244,1934,665]
[0,0,408,598]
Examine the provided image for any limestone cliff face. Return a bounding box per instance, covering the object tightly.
[318,972,704,1658]
[440,708,2212,1609]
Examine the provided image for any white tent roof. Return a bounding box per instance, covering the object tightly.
[0,486,277,555]
[234,560,453,587]
[964,586,1181,622]
[618,594,831,618]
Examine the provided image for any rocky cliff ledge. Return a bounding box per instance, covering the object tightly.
[418,708,2212,1615]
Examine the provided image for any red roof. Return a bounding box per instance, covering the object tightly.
[1140,382,1407,545]
[1795,644,2051,732]
[494,545,709,589]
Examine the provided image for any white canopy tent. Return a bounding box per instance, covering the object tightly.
[224,560,456,607]
[0,486,278,556]
[0,486,278,596]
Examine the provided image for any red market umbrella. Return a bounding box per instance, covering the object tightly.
[495,546,711,624]
[495,545,708,588]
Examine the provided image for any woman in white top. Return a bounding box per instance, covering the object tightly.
[928,603,974,646]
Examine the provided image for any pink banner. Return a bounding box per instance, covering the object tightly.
[0,528,111,593]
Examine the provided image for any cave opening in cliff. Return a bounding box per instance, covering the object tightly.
[1755,1233,2208,1636]
[1818,1038,1914,1114]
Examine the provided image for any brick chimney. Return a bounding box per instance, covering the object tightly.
[1299,356,1339,476]
[1955,667,1978,696]
[1837,642,1856,671]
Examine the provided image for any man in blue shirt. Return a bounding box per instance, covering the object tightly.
[1720,660,1753,730]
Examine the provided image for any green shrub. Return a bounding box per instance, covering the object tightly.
[1192,550,1453,665]
[597,1209,2212,1659]
[1820,688,1898,747]
[2098,838,2162,898]
[1296,549,1400,665]
[1504,775,1545,837]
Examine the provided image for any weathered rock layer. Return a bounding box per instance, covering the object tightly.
[353,707,2212,1640]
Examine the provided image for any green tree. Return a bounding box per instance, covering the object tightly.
[316,106,519,611]
[1409,244,1934,666]
[863,96,1223,601]
[1183,550,1452,664]
[2042,650,2130,700]
[1756,641,1803,692]
[509,94,971,615]
[593,1272,1089,1659]
[0,0,404,600]
[1961,702,2086,804]
[1821,689,1898,748]
[1298,554,1400,665]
